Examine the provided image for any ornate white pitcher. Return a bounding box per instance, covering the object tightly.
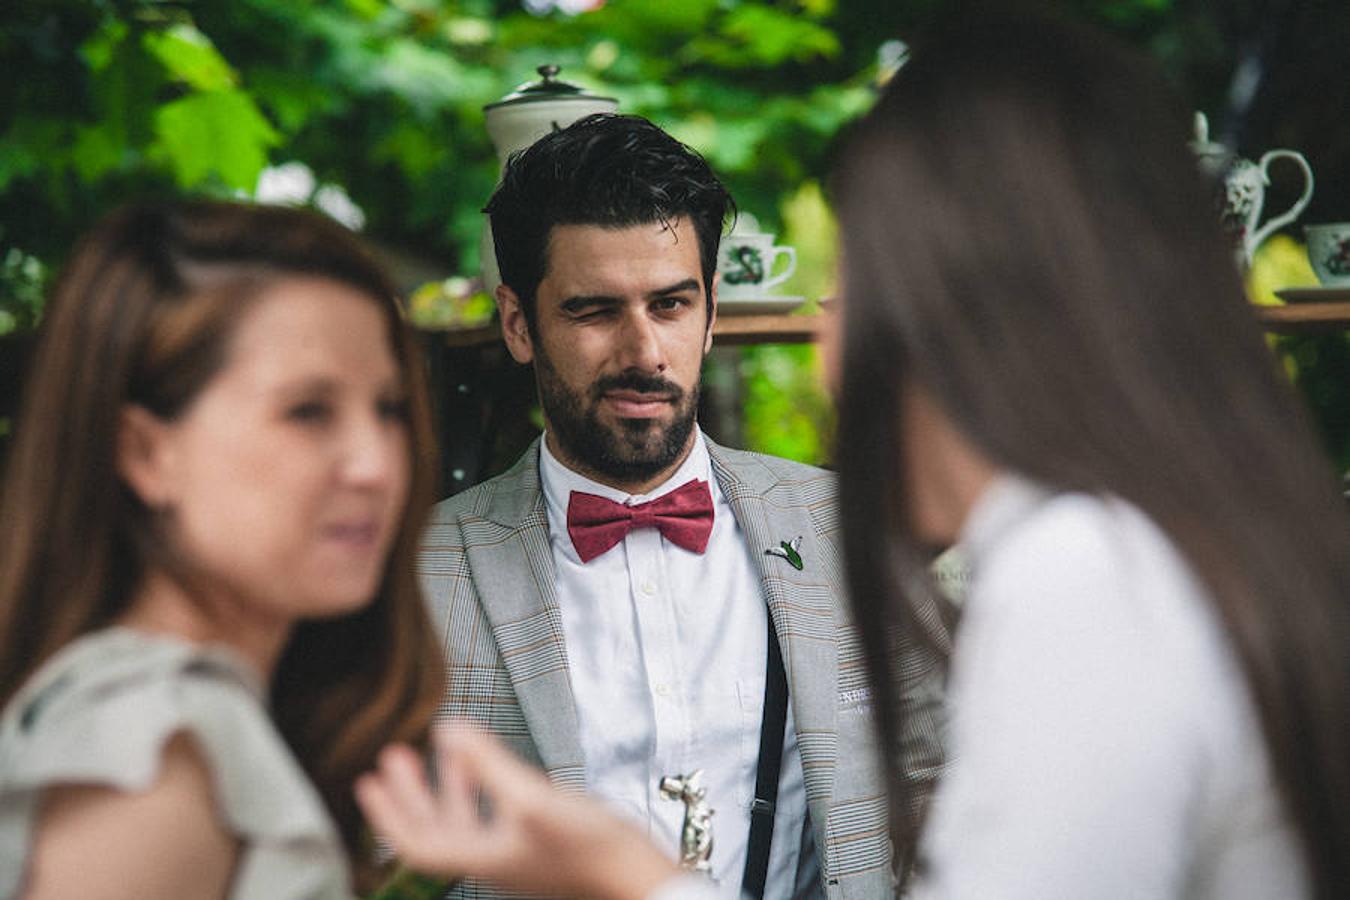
[1190,113,1314,268]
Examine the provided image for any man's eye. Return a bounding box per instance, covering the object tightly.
[654,296,686,312]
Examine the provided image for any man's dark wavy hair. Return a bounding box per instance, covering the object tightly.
[484,113,733,331]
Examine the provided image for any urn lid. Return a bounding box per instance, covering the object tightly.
[1188,112,1232,176]
[484,64,616,110]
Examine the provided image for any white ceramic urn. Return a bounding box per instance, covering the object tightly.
[480,65,617,293]
[1190,112,1314,269]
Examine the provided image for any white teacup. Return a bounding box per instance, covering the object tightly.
[1305,224,1350,287]
[717,233,797,298]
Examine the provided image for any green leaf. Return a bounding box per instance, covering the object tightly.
[444,16,494,46]
[373,122,445,178]
[343,0,386,20]
[143,24,238,91]
[71,124,125,182]
[364,39,498,115]
[616,0,719,33]
[153,90,281,190]
[0,118,67,191]
[79,17,130,72]
[248,67,341,133]
[691,7,841,67]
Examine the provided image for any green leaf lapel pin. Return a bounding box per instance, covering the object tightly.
[765,535,804,571]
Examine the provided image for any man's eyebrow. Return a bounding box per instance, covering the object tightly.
[649,278,701,298]
[559,294,621,313]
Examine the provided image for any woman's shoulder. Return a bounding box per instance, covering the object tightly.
[1,628,350,898]
[975,486,1206,620]
[23,731,240,899]
[2,628,270,793]
[962,484,1256,746]
[962,483,1243,707]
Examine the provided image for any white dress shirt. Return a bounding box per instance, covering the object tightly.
[912,475,1310,899]
[539,432,818,898]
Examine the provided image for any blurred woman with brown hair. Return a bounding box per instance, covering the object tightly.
[0,199,444,898]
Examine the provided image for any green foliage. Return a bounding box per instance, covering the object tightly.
[0,0,900,278]
[1279,334,1350,472]
[0,248,47,336]
[1247,237,1350,469]
[143,23,238,91]
[154,90,281,189]
[2,0,1346,472]
[741,343,833,465]
[366,865,448,900]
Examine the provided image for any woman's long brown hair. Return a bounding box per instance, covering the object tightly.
[834,9,1350,897]
[0,199,444,888]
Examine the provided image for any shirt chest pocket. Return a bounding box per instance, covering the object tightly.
[683,677,762,809]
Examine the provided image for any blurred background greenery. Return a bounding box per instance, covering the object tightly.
[3,0,1349,481]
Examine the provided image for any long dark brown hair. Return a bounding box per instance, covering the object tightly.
[834,10,1350,897]
[0,199,444,888]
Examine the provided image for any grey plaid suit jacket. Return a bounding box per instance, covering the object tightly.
[418,436,945,899]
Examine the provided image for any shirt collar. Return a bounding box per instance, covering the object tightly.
[539,431,715,554]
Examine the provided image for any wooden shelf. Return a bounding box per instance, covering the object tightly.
[709,313,824,344]
[1252,302,1350,334]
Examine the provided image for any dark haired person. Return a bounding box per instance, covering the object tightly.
[417,113,945,898]
[0,200,444,898]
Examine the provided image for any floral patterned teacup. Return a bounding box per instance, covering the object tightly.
[1305,224,1350,287]
[717,232,797,298]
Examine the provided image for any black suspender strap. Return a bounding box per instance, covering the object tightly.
[741,615,789,899]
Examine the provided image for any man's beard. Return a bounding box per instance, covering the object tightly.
[534,346,699,485]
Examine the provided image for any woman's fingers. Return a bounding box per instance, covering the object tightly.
[374,743,440,826]
[358,724,680,898]
[354,770,424,857]
[434,726,552,807]
[356,742,479,877]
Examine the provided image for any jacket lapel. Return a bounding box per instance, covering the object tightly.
[707,440,841,812]
[465,439,586,788]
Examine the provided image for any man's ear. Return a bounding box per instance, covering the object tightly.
[116,405,177,510]
[496,284,535,365]
[704,271,719,355]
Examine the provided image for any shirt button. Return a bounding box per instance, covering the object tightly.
[640,580,656,596]
[655,684,671,697]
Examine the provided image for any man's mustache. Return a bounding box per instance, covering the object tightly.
[590,372,685,402]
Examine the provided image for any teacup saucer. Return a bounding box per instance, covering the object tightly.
[1274,285,1350,304]
[718,295,806,315]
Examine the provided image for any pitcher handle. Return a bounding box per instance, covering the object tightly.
[1247,150,1314,261]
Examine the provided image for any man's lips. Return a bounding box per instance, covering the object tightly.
[602,389,675,418]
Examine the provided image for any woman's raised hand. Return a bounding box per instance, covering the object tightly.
[356,725,681,900]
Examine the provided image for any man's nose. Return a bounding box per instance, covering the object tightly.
[615,311,665,373]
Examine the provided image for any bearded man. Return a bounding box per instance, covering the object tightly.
[419,114,944,900]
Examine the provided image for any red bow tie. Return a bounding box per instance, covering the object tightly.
[566,479,714,563]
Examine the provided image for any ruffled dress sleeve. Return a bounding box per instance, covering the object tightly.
[0,628,354,900]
